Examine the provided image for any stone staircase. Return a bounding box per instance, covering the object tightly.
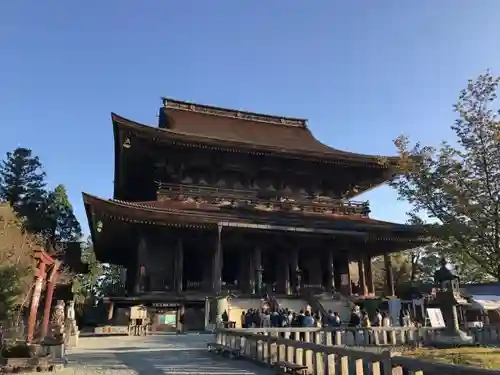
[223,289,354,327]
[301,289,354,322]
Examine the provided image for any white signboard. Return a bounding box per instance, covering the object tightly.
[426,308,446,328]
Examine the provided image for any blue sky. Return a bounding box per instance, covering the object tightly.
[1,1,500,234]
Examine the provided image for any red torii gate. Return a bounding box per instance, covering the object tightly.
[26,249,61,344]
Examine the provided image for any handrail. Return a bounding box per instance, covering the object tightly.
[215,327,498,375]
[300,288,328,320]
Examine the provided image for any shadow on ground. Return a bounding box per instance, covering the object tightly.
[66,334,274,375]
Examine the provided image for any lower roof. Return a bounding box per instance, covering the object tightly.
[83,193,426,239]
[83,193,431,264]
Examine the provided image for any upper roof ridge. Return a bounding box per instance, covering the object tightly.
[161,97,308,128]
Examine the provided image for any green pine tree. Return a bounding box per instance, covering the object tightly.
[38,184,82,246]
[0,147,46,229]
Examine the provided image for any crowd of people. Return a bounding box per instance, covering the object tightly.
[230,305,413,329]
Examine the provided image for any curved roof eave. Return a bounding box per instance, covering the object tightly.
[111,113,401,164]
[82,192,423,235]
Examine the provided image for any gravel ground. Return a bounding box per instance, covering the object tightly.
[60,333,276,375]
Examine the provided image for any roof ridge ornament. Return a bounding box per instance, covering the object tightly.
[161,97,308,127]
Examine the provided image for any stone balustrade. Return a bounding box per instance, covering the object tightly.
[215,328,499,375]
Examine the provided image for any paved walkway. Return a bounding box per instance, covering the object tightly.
[61,333,275,375]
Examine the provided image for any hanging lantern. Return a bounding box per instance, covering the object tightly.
[122,137,131,149]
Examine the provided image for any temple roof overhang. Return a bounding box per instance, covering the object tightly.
[113,111,400,166]
[83,192,430,262]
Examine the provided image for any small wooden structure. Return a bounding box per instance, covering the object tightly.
[27,250,60,344]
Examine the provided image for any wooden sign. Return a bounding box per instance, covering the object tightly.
[152,303,178,308]
[426,308,446,328]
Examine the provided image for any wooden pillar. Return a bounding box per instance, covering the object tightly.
[290,248,299,295]
[384,252,395,296]
[174,238,184,294]
[284,254,290,295]
[248,251,255,294]
[212,225,222,294]
[135,237,147,294]
[364,256,374,295]
[326,250,334,294]
[254,247,263,295]
[27,261,46,344]
[358,260,368,296]
[39,262,60,340]
[277,251,289,294]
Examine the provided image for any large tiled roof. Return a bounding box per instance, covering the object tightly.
[113,98,399,164]
[161,99,384,160]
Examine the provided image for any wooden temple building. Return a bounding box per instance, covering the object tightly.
[83,98,425,331]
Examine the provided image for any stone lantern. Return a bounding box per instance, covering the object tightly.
[433,256,472,344]
[434,257,460,295]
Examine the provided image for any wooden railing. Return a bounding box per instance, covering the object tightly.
[157,182,370,216]
[464,325,500,344]
[215,327,498,375]
[225,327,446,347]
[234,326,500,347]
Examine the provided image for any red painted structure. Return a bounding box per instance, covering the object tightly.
[26,250,60,344]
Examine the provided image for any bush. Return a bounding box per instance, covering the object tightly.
[0,265,25,323]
